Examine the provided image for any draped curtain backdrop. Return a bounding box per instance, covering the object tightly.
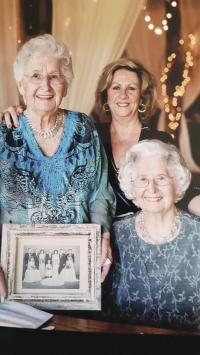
[52,0,145,114]
[0,0,20,109]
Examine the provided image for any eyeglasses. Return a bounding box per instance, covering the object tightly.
[131,174,172,188]
[24,73,65,86]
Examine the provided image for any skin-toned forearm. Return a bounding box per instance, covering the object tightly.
[101,232,113,283]
[188,195,200,217]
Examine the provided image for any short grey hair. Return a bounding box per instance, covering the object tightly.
[118,140,191,204]
[13,33,74,85]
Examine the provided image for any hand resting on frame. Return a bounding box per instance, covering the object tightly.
[101,232,113,283]
[0,266,8,300]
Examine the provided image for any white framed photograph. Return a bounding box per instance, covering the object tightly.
[1,223,101,310]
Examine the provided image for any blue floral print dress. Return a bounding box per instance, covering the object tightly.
[103,212,200,329]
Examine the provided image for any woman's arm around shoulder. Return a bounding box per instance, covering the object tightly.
[188,195,200,217]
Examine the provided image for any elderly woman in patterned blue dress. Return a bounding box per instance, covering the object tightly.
[103,139,200,329]
[0,34,116,298]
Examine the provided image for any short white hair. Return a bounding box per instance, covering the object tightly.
[13,33,74,85]
[118,139,191,204]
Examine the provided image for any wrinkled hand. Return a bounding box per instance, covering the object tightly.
[0,105,24,128]
[0,266,8,299]
[101,232,113,283]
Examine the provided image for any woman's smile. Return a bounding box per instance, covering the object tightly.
[107,69,141,120]
[19,53,67,116]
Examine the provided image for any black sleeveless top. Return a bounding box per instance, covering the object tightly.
[95,123,175,216]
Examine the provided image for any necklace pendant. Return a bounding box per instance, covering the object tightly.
[24,109,64,140]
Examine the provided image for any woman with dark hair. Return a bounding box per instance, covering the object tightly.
[95,58,174,216]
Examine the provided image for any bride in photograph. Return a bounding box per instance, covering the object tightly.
[59,253,77,282]
[23,257,41,283]
[40,252,65,287]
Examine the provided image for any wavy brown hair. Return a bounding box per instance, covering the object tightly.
[95,57,157,124]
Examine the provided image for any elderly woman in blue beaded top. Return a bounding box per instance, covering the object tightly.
[103,139,200,330]
[0,34,116,297]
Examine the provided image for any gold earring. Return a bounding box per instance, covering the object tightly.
[103,103,110,112]
[138,103,146,113]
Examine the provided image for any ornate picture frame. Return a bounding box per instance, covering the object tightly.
[1,223,101,310]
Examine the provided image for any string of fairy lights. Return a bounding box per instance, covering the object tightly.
[144,13,171,35]
[143,0,195,135]
[160,36,194,132]
[144,0,177,36]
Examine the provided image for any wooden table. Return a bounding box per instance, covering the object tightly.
[1,314,200,355]
[49,313,200,336]
[47,314,200,354]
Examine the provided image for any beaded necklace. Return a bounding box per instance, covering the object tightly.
[136,209,181,245]
[24,109,64,139]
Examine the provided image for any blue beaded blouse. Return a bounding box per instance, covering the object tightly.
[0,110,115,231]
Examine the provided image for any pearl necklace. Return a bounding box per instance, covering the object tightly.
[137,209,181,245]
[24,109,64,139]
